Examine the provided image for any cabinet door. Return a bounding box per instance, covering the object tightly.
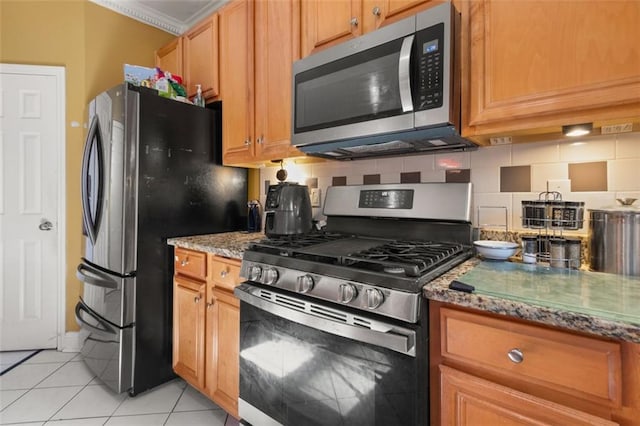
[440,366,618,426]
[254,0,303,161]
[184,14,219,100]
[206,288,240,418]
[362,0,434,33]
[465,0,640,139]
[173,276,206,390]
[301,0,361,57]
[220,0,255,165]
[155,37,183,78]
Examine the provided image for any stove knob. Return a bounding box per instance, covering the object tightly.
[263,268,279,285]
[365,288,384,309]
[338,283,357,303]
[296,274,315,293]
[248,265,262,282]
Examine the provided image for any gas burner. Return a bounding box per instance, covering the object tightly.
[384,266,406,274]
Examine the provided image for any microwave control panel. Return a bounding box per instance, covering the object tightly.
[414,23,444,111]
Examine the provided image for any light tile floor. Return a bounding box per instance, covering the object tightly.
[0,350,239,426]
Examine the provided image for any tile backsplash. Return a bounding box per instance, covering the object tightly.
[259,132,640,236]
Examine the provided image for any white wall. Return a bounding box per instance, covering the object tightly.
[259,132,640,236]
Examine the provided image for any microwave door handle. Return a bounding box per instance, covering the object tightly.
[398,34,415,113]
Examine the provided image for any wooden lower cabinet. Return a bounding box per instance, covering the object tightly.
[430,301,640,426]
[205,288,240,417]
[173,249,241,419]
[440,365,617,426]
[172,276,206,389]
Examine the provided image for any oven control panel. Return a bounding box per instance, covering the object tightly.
[358,189,414,209]
[240,260,420,323]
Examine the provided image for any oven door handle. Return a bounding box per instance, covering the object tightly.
[234,283,416,357]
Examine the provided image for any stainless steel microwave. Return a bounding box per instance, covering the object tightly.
[291,1,476,160]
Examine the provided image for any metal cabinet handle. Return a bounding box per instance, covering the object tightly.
[194,295,202,303]
[244,138,252,146]
[220,270,228,278]
[207,295,217,309]
[372,6,381,16]
[180,258,189,267]
[257,135,264,144]
[350,17,358,26]
[39,219,53,231]
[507,348,524,364]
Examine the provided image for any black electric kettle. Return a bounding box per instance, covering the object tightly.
[247,200,261,233]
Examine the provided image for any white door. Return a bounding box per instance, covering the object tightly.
[0,64,65,350]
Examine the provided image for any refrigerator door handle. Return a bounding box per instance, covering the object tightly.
[75,300,117,338]
[76,262,118,289]
[81,115,105,245]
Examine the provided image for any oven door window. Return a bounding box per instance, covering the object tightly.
[239,301,424,426]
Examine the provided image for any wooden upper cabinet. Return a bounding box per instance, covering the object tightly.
[301,0,362,57]
[302,0,437,56]
[155,37,183,78]
[220,0,255,165]
[362,0,435,33]
[463,0,640,141]
[254,0,303,161]
[184,14,219,100]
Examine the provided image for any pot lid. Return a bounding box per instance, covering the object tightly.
[589,198,640,213]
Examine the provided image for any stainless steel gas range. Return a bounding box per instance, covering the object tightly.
[234,182,473,426]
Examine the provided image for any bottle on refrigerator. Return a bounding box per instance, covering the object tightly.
[193,84,205,107]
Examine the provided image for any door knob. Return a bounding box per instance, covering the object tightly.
[39,219,53,231]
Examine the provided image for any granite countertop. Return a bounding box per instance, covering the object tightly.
[168,232,264,260]
[425,258,640,344]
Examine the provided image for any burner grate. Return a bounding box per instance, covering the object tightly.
[250,234,467,279]
[341,241,465,277]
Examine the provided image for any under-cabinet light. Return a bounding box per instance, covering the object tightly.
[562,123,593,137]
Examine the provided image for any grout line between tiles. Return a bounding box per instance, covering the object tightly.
[161,382,189,425]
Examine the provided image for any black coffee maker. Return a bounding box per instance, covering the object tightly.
[264,182,313,237]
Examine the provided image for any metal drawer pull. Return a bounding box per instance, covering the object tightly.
[350,17,358,26]
[220,270,228,278]
[507,348,524,364]
[372,6,381,16]
[194,295,201,303]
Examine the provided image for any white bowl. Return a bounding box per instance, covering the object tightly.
[473,240,519,260]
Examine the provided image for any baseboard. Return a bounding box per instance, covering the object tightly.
[58,330,88,353]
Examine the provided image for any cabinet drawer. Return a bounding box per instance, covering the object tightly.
[174,248,207,281]
[209,256,241,291]
[440,307,622,406]
[440,365,618,426]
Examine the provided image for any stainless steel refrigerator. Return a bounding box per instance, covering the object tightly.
[75,83,247,395]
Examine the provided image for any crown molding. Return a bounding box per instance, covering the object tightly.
[89,0,228,35]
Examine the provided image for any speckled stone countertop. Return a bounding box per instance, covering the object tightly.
[167,232,264,260]
[425,258,640,344]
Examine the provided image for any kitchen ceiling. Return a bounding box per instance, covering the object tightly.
[90,0,229,35]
